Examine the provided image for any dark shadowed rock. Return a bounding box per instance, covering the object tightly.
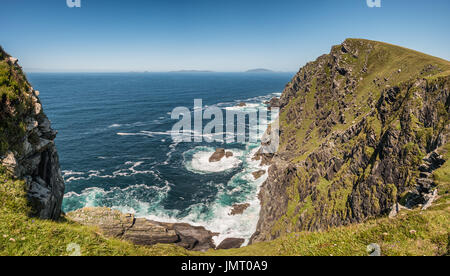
[217,238,245,249]
[209,148,226,162]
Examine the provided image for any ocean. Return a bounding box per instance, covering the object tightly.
[27,72,293,244]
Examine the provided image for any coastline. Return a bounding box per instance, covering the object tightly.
[64,91,281,247]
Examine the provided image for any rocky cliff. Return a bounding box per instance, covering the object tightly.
[251,39,450,243]
[0,46,64,220]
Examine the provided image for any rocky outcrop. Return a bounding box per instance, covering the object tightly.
[217,238,245,250]
[0,46,64,220]
[67,207,218,251]
[229,203,250,216]
[252,170,266,180]
[251,39,450,243]
[266,97,280,109]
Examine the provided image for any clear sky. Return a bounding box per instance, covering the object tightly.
[0,0,449,72]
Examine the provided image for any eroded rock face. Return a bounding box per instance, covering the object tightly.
[250,39,450,243]
[0,47,64,220]
[67,207,218,251]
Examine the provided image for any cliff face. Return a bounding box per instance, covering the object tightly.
[0,47,64,220]
[251,39,450,243]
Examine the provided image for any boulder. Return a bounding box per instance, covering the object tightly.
[209,148,226,162]
[123,218,179,245]
[230,203,250,216]
[238,102,247,107]
[67,207,218,251]
[225,151,233,158]
[217,238,245,250]
[252,170,266,180]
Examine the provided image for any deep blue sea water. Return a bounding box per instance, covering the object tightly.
[27,72,293,243]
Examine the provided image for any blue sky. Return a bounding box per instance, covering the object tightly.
[0,0,449,72]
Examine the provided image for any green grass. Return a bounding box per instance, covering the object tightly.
[0,168,192,256]
[1,41,448,256]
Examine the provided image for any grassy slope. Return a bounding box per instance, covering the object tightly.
[1,40,449,256]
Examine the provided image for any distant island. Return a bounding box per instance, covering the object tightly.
[245,68,274,73]
[170,70,215,73]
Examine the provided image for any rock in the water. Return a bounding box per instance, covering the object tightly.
[225,151,233,158]
[217,238,245,250]
[238,102,247,107]
[230,203,250,216]
[252,170,266,180]
[209,148,226,162]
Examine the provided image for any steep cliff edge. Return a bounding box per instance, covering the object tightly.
[0,46,64,220]
[251,39,450,243]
